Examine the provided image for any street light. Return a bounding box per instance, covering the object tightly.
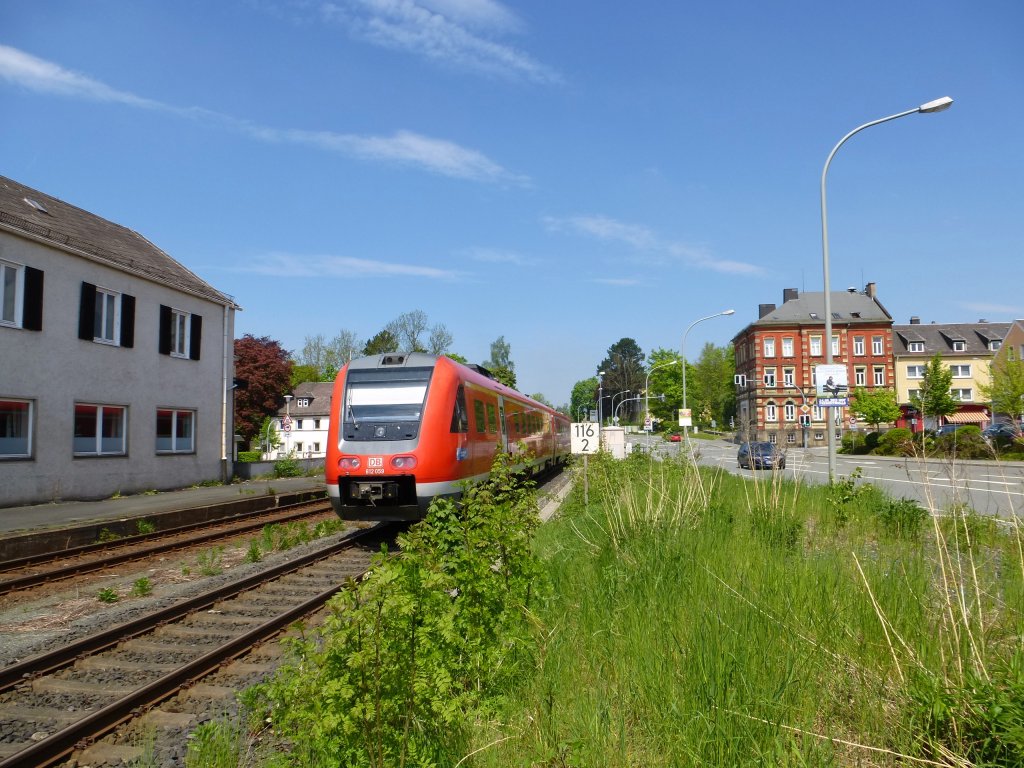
[610,389,631,425]
[615,395,643,422]
[681,310,735,436]
[820,96,953,482]
[644,359,679,431]
[597,371,606,426]
[283,393,293,457]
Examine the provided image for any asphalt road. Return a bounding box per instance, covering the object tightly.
[628,434,1024,519]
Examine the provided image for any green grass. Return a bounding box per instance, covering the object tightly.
[465,452,1024,767]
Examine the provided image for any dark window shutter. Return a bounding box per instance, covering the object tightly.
[189,313,203,360]
[120,294,135,348]
[158,305,172,355]
[23,267,43,331]
[78,282,96,340]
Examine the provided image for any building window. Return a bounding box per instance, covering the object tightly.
[786,432,796,444]
[784,402,796,422]
[908,388,920,400]
[763,337,775,357]
[0,398,33,458]
[765,402,777,421]
[783,367,795,387]
[950,364,971,378]
[314,419,321,429]
[832,335,840,356]
[873,366,886,386]
[814,431,824,441]
[951,388,972,401]
[908,341,925,353]
[810,335,822,356]
[853,336,865,356]
[295,441,304,453]
[296,419,304,430]
[782,337,794,357]
[854,367,866,387]
[80,283,134,347]
[907,365,926,379]
[872,336,884,355]
[313,442,321,453]
[812,404,823,421]
[952,341,966,352]
[156,409,194,453]
[989,340,1001,351]
[297,398,310,407]
[74,403,126,455]
[763,367,777,387]
[159,305,200,359]
[768,432,778,444]
[1,261,43,331]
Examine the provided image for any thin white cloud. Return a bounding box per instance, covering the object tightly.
[959,301,1023,316]
[464,247,535,265]
[243,252,463,280]
[0,43,519,183]
[320,0,560,83]
[592,277,642,287]
[544,213,765,277]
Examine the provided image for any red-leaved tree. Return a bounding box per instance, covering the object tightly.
[234,334,293,448]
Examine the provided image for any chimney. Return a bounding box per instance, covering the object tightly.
[910,316,921,325]
[782,288,799,304]
[758,303,776,319]
[865,282,877,299]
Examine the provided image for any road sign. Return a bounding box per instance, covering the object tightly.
[282,417,292,432]
[800,404,810,414]
[570,422,599,454]
[678,408,692,427]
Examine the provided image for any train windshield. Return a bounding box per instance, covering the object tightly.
[345,368,432,422]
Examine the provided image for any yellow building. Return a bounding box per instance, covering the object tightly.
[892,319,1009,431]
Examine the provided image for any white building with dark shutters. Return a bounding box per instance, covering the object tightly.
[0,175,239,507]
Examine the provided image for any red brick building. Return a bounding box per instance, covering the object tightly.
[732,283,894,446]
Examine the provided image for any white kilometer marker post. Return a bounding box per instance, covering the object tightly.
[571,422,600,506]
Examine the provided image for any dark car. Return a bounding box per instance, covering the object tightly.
[982,422,1021,442]
[666,433,682,442]
[935,424,968,437]
[737,441,786,470]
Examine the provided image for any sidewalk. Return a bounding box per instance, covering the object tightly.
[0,476,327,537]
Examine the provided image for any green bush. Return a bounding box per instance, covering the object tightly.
[273,455,302,477]
[237,450,262,463]
[876,427,916,456]
[841,431,878,454]
[934,425,990,459]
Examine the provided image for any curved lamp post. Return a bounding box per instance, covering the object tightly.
[644,359,679,431]
[597,371,606,426]
[681,310,735,436]
[821,96,953,482]
[610,389,631,425]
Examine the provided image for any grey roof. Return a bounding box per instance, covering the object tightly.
[752,290,891,326]
[0,175,237,307]
[892,322,1011,357]
[278,382,335,417]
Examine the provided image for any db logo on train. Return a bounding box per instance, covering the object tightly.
[367,456,385,475]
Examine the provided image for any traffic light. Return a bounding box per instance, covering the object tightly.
[799,414,811,427]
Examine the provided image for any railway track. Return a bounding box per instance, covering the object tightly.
[0,523,395,768]
[0,500,337,598]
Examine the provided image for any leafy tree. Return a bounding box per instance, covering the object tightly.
[911,353,959,427]
[386,310,430,353]
[644,349,683,426]
[295,330,361,380]
[598,338,645,422]
[980,357,1024,422]
[484,336,517,389]
[446,352,469,365]
[363,329,399,355]
[529,393,553,408]
[234,335,292,448]
[850,387,902,429]
[331,329,363,366]
[428,324,454,356]
[290,364,321,388]
[570,377,599,422]
[689,342,736,428]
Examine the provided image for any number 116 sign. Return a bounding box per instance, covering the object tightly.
[571,422,599,455]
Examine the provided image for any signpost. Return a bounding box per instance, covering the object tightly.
[678,408,692,428]
[814,364,849,407]
[571,422,599,505]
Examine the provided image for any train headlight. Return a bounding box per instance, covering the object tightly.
[391,456,417,469]
[338,457,361,470]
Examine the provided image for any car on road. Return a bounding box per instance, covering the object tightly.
[982,422,1021,442]
[666,433,681,442]
[737,441,786,470]
[935,424,969,437]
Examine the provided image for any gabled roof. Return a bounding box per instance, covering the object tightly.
[751,290,891,326]
[279,382,335,416]
[0,175,237,308]
[892,322,1011,356]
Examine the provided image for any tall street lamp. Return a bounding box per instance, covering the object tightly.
[682,310,735,436]
[283,393,293,457]
[645,359,679,431]
[597,371,606,426]
[610,389,631,425]
[820,96,953,482]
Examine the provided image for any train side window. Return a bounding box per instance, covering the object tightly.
[512,413,520,435]
[450,385,468,433]
[473,399,486,433]
[486,402,497,433]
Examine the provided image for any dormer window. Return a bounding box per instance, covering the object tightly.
[952,340,966,352]
[297,397,310,408]
[908,342,924,353]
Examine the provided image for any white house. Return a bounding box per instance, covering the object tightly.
[269,381,333,460]
[0,175,239,507]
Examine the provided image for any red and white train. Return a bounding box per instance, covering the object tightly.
[325,352,571,521]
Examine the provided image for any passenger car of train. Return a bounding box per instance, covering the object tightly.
[325,352,571,521]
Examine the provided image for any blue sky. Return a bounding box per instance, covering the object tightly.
[2,1,1022,405]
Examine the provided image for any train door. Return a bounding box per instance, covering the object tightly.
[497,397,509,454]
